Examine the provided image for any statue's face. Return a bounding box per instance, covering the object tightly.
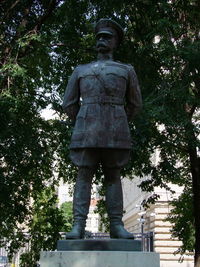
[96,32,117,53]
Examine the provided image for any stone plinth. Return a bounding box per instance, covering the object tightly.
[40,251,160,267]
[57,239,142,251]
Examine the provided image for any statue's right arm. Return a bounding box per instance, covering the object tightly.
[62,67,80,121]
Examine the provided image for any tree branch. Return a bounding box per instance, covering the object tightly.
[33,0,60,32]
[1,0,21,22]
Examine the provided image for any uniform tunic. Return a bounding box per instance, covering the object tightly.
[62,59,142,152]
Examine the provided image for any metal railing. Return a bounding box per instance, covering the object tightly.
[133,232,154,252]
[85,231,154,252]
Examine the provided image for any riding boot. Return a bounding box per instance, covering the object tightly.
[66,167,94,239]
[104,168,134,239]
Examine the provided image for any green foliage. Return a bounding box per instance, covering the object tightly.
[95,198,109,233]
[0,0,73,265]
[167,186,195,255]
[93,179,109,233]
[19,187,64,267]
[60,202,73,232]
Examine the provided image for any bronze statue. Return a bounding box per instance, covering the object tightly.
[62,19,142,239]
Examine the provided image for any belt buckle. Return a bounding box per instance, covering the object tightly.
[100,96,106,105]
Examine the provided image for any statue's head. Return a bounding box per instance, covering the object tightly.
[95,19,124,53]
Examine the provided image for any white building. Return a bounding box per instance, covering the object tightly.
[122,176,194,267]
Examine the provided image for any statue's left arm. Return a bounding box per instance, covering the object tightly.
[125,65,142,121]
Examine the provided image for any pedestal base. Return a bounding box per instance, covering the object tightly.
[40,251,160,267]
[57,239,142,251]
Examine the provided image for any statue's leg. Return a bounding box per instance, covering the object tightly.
[104,167,134,239]
[65,167,95,239]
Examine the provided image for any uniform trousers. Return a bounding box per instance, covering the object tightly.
[69,148,130,223]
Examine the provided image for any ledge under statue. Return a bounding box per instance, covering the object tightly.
[62,18,142,239]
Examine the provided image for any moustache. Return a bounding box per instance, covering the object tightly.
[96,41,107,48]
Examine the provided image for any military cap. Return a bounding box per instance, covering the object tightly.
[95,19,124,44]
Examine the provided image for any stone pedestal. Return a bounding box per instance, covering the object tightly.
[40,251,160,267]
[57,239,142,251]
[40,239,160,267]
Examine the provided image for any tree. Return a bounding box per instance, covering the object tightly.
[121,2,200,265]
[0,0,70,265]
[60,201,73,232]
[19,187,64,267]
[0,0,94,264]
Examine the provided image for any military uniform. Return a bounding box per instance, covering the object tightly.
[63,60,142,166]
[62,19,142,239]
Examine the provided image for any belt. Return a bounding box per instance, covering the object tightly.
[82,96,124,105]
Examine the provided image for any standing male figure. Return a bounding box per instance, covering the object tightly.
[62,19,142,239]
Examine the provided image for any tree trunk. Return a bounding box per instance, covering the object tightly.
[188,127,200,267]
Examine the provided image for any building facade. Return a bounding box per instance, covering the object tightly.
[122,177,194,267]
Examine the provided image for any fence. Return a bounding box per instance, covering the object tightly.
[82,231,154,252]
[1,231,154,266]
